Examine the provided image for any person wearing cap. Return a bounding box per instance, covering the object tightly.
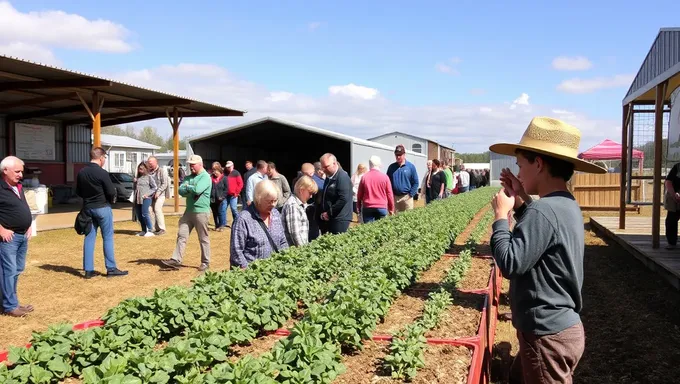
[225,161,243,226]
[386,144,419,212]
[489,117,606,383]
[161,155,212,272]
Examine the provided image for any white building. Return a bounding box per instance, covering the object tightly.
[489,152,518,187]
[154,150,187,167]
[368,131,455,165]
[100,134,161,174]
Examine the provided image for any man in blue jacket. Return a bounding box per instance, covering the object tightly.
[319,153,353,234]
[386,145,419,212]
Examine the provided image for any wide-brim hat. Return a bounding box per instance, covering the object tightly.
[489,117,606,174]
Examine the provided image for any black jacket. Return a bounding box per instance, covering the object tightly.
[76,163,116,209]
[320,168,353,222]
[210,175,229,203]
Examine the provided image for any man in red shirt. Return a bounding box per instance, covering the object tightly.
[225,161,244,226]
[357,155,395,223]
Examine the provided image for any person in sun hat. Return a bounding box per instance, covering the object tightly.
[489,117,605,383]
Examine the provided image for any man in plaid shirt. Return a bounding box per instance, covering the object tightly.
[281,175,319,246]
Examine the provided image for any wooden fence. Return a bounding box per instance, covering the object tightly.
[571,173,641,212]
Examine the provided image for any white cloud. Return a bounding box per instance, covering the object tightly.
[100,64,617,153]
[308,22,322,31]
[510,93,530,110]
[557,74,634,94]
[0,41,59,65]
[449,57,462,64]
[552,109,573,115]
[328,83,379,100]
[469,88,486,96]
[552,56,593,71]
[0,1,134,61]
[435,57,462,75]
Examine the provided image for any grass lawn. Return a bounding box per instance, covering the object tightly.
[0,215,232,350]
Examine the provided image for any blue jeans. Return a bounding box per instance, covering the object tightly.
[0,233,28,312]
[362,207,388,223]
[227,196,239,225]
[211,200,228,228]
[135,198,153,232]
[83,206,117,272]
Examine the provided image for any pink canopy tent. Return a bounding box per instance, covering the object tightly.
[579,139,644,172]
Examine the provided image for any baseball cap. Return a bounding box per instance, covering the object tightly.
[187,155,203,164]
[225,161,234,167]
[394,145,406,155]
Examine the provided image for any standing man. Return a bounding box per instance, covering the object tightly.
[245,160,268,206]
[267,162,291,212]
[76,147,128,279]
[0,156,33,317]
[225,161,243,226]
[241,160,256,208]
[386,145,419,212]
[147,156,169,236]
[162,155,212,272]
[442,160,454,198]
[489,117,605,383]
[319,153,353,234]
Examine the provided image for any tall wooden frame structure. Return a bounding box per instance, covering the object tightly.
[620,28,680,248]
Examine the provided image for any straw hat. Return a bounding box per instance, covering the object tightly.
[489,117,606,174]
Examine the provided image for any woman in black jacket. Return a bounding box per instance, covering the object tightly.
[209,162,229,231]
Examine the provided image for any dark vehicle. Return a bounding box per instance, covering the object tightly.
[109,172,134,202]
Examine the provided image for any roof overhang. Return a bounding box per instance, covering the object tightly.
[0,55,246,126]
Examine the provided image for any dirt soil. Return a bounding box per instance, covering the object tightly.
[457,258,493,291]
[374,291,429,335]
[334,341,472,384]
[491,221,680,384]
[0,215,233,350]
[425,293,484,340]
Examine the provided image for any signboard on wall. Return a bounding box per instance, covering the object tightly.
[667,86,680,162]
[15,123,56,161]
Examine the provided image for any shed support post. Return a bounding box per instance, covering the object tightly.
[619,103,631,229]
[167,107,183,213]
[76,91,105,148]
[652,81,668,249]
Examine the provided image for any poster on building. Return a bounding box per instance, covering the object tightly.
[15,123,56,161]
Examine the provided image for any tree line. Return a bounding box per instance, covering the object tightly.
[102,125,188,152]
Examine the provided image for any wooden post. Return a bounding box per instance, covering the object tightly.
[652,82,668,248]
[619,103,630,229]
[77,91,104,148]
[167,107,183,213]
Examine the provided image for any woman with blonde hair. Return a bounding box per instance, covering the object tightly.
[210,162,229,231]
[230,180,288,268]
[351,163,368,222]
[281,175,319,246]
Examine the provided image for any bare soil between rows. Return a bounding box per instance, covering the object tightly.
[334,341,472,384]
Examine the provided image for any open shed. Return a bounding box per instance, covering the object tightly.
[188,117,428,182]
[619,28,680,248]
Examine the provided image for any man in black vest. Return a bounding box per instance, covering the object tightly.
[0,156,33,317]
[319,153,353,234]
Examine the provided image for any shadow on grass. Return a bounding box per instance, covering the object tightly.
[37,264,83,277]
[114,229,142,236]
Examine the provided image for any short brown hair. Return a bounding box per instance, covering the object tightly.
[212,161,223,173]
[256,160,268,171]
[90,147,106,160]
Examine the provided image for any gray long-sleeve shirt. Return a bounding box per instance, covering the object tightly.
[490,191,584,335]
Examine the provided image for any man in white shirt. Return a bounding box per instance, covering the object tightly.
[459,165,470,193]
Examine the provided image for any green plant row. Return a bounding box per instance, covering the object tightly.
[382,289,453,380]
[383,204,496,381]
[0,187,498,384]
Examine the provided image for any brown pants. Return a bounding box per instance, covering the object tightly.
[171,211,211,265]
[394,194,414,212]
[509,322,585,384]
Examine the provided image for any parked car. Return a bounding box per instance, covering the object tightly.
[109,172,134,202]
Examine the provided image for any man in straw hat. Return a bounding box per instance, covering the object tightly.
[489,117,605,383]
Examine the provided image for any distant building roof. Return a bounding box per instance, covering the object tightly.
[100,134,161,150]
[154,150,187,157]
[368,131,455,151]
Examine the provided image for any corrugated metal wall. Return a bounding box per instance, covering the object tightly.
[626,30,680,99]
[0,115,6,159]
[490,152,518,186]
[67,124,92,163]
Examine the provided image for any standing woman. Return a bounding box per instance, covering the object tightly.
[134,162,157,237]
[210,162,229,231]
[427,159,446,203]
[351,163,368,222]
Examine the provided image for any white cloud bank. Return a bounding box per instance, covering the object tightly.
[557,74,634,94]
[552,56,593,71]
[0,1,133,64]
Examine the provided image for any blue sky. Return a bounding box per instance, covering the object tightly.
[2,0,680,151]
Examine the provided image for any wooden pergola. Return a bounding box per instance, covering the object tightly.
[0,55,245,212]
[619,28,680,248]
